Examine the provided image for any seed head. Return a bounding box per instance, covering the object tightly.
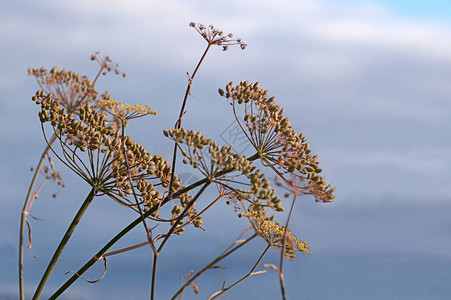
[219,81,335,203]
[190,22,247,50]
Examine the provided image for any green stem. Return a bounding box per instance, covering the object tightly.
[49,153,260,299]
[49,197,160,300]
[151,252,159,300]
[171,233,257,300]
[19,133,57,300]
[32,188,96,300]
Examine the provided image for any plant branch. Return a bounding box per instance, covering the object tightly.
[171,231,257,300]
[209,245,271,300]
[151,182,210,300]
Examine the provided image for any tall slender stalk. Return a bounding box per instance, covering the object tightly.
[32,188,96,300]
[167,44,211,197]
[19,133,57,300]
[171,232,257,300]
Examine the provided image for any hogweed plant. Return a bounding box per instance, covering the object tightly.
[19,22,334,300]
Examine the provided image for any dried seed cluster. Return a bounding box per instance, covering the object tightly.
[171,204,205,234]
[164,128,284,214]
[241,170,283,214]
[33,90,181,216]
[189,22,247,51]
[28,66,97,112]
[219,81,335,203]
[90,51,126,77]
[164,128,255,177]
[168,191,208,235]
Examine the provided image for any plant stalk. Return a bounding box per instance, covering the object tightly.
[49,154,260,299]
[278,194,297,300]
[210,245,271,300]
[32,188,96,300]
[19,133,57,300]
[151,182,210,300]
[171,233,257,300]
[167,44,211,197]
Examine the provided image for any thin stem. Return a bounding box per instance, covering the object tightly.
[151,182,210,300]
[175,44,211,129]
[278,194,297,300]
[167,44,211,198]
[121,123,156,253]
[19,133,57,300]
[49,154,260,299]
[210,245,271,300]
[151,252,159,300]
[103,241,150,257]
[172,192,224,233]
[171,232,257,300]
[32,188,96,300]
[157,182,210,253]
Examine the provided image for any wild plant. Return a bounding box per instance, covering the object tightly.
[19,22,334,300]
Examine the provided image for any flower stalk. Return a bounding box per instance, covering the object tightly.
[32,188,96,300]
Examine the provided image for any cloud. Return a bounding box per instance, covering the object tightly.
[323,146,451,173]
[2,3,451,298]
[1,0,450,200]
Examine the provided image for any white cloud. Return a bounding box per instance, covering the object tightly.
[322,147,451,173]
[3,0,451,73]
[2,3,451,295]
[2,0,451,204]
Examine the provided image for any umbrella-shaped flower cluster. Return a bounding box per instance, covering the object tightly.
[219,81,335,203]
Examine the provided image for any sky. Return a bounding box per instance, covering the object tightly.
[1,0,451,299]
[330,0,451,20]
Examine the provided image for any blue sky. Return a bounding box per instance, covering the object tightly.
[328,0,451,20]
[1,0,451,299]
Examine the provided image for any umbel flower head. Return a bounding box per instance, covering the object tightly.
[246,212,310,260]
[219,81,335,203]
[189,22,247,51]
[94,92,157,129]
[94,96,156,121]
[33,90,182,217]
[28,52,122,114]
[90,51,126,77]
[164,128,284,216]
[28,66,97,113]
